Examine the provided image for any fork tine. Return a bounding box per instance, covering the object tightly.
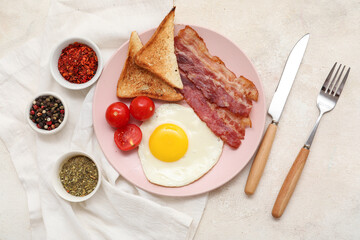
[322,62,337,92]
[327,64,341,94]
[335,67,350,97]
[331,65,345,96]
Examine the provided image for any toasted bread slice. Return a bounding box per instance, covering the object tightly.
[134,7,183,89]
[117,31,183,101]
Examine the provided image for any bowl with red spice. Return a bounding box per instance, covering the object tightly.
[50,37,103,90]
[26,92,68,135]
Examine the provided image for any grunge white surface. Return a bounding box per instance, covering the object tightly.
[0,0,359,239]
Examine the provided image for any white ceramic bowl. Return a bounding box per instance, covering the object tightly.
[50,37,103,90]
[26,91,68,135]
[53,151,102,202]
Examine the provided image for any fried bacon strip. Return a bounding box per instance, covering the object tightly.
[175,26,258,148]
[175,26,258,117]
[180,75,251,148]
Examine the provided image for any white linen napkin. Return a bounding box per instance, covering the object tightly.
[0,0,208,239]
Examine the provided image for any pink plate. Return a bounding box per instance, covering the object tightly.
[93,25,266,197]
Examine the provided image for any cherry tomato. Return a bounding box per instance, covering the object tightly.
[114,124,142,151]
[130,96,155,121]
[105,102,130,128]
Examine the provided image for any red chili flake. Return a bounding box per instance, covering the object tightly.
[58,42,98,84]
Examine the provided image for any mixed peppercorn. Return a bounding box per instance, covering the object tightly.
[29,95,65,131]
[58,42,98,84]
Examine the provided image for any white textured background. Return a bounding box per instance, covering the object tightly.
[1,0,359,239]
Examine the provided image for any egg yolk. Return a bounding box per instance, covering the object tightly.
[149,123,188,162]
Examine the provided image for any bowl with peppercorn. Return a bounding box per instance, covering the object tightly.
[53,151,102,202]
[27,92,68,134]
[50,37,103,90]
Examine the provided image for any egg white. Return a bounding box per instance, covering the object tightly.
[138,104,224,187]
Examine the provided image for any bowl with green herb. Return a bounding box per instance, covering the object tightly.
[53,151,102,202]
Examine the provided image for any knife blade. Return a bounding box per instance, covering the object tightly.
[245,34,310,195]
[268,34,310,123]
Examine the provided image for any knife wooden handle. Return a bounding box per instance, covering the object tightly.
[272,147,310,218]
[245,122,277,195]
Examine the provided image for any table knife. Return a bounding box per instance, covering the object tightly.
[245,34,310,195]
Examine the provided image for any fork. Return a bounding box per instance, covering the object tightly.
[272,63,350,218]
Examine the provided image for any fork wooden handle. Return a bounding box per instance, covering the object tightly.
[272,147,310,218]
[245,122,277,195]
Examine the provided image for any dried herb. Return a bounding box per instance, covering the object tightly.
[59,155,98,197]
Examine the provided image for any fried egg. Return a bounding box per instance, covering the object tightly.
[138,104,223,187]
